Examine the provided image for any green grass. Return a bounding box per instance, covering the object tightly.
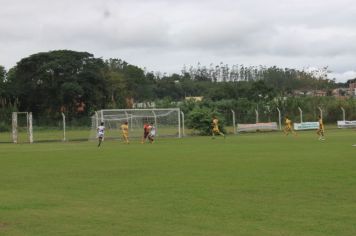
[0,129,356,235]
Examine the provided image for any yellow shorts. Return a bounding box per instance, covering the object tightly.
[213,128,220,133]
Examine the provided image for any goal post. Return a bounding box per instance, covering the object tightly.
[90,108,182,140]
[12,112,33,144]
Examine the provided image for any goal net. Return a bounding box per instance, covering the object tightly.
[90,108,181,140]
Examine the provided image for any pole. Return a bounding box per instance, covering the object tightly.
[178,109,181,138]
[100,110,104,123]
[298,107,303,123]
[341,107,346,121]
[255,109,259,123]
[276,107,281,130]
[28,112,33,144]
[62,112,66,141]
[95,111,99,128]
[12,112,18,144]
[181,111,185,137]
[231,110,236,134]
[152,111,157,135]
[318,107,323,120]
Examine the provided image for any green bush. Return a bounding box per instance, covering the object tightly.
[0,121,10,132]
[186,107,225,135]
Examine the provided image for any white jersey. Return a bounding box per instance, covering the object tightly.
[97,125,105,137]
[149,125,156,136]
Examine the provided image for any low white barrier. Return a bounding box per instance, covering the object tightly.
[237,122,278,132]
[337,120,356,128]
[294,122,319,130]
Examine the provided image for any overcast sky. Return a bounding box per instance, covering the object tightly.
[1,0,356,82]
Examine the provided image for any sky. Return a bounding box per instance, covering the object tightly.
[1,0,356,82]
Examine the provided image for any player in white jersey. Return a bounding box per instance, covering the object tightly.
[97,122,105,147]
[148,123,156,144]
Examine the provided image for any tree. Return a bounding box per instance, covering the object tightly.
[0,66,6,105]
[6,50,109,119]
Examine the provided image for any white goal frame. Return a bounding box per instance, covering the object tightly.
[12,112,33,143]
[90,108,182,140]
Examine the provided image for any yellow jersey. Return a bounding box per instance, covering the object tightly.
[285,119,292,128]
[212,119,219,130]
[213,119,219,132]
[121,124,129,135]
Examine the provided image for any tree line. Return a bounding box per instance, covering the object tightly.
[0,50,354,129]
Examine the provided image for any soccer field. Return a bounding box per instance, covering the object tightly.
[0,130,355,235]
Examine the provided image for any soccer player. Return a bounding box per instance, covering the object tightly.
[142,122,150,144]
[284,116,297,136]
[212,116,225,139]
[317,115,325,140]
[97,122,105,147]
[121,121,129,144]
[148,122,156,144]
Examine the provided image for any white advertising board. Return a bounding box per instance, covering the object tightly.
[294,122,319,130]
[237,122,278,132]
[337,120,356,128]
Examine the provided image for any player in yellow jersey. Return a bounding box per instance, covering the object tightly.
[317,115,325,140]
[212,116,225,139]
[121,121,129,144]
[284,116,296,136]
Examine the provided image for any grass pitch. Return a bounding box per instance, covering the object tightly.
[0,129,356,235]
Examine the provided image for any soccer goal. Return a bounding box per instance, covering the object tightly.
[12,112,33,143]
[90,108,182,140]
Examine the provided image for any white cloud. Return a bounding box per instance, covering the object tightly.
[0,0,356,82]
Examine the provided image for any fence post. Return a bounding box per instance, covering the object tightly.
[62,112,66,141]
[231,110,236,134]
[341,107,346,121]
[276,107,282,130]
[298,107,303,123]
[317,107,323,120]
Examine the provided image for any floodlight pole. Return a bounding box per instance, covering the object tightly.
[341,107,346,121]
[276,107,282,130]
[62,112,66,141]
[298,107,303,123]
[181,111,185,137]
[231,110,236,134]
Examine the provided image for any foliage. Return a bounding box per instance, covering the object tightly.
[186,106,225,135]
[0,50,353,127]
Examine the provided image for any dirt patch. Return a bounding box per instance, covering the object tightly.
[0,222,9,229]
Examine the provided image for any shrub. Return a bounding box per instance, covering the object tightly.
[186,107,225,135]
